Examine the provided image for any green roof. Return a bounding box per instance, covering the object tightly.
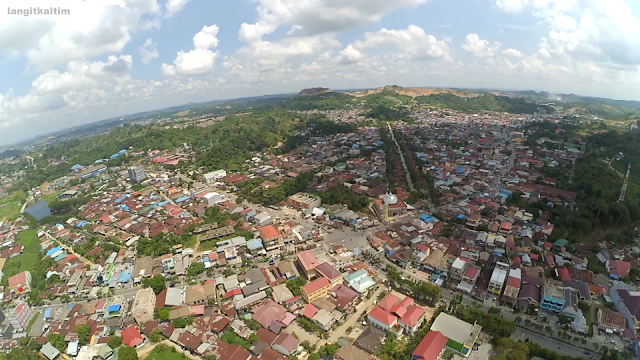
[554,239,569,247]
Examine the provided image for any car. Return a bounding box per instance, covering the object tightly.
[583,351,590,355]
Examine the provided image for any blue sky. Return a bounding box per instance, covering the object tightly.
[1,0,640,145]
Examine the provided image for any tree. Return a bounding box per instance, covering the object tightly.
[142,275,167,295]
[157,307,170,321]
[187,262,206,277]
[119,346,139,360]
[47,333,67,352]
[149,329,163,343]
[76,324,92,345]
[308,354,320,360]
[286,277,307,296]
[107,335,123,348]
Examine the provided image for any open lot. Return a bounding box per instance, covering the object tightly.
[2,228,41,285]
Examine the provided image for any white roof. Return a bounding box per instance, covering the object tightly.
[490,267,507,285]
[431,313,474,344]
[509,268,522,279]
[452,258,466,270]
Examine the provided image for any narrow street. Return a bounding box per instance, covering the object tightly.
[44,232,93,266]
[326,286,384,343]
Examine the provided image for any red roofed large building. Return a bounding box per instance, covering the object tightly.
[607,260,631,279]
[121,325,144,347]
[412,331,448,360]
[399,305,426,335]
[297,250,319,279]
[259,225,280,240]
[367,306,398,332]
[301,277,331,303]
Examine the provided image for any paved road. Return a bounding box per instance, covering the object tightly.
[513,328,598,360]
[326,286,385,343]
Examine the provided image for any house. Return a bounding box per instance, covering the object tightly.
[287,193,321,210]
[334,343,373,360]
[518,274,543,309]
[450,258,468,282]
[252,301,287,328]
[203,169,227,183]
[121,325,144,347]
[412,330,448,360]
[456,265,480,294]
[301,277,331,303]
[344,269,375,294]
[8,303,34,331]
[502,268,521,307]
[355,326,386,354]
[8,271,32,294]
[597,308,626,334]
[41,342,61,360]
[561,287,580,318]
[272,333,300,356]
[607,260,631,279]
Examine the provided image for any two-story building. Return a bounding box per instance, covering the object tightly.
[301,277,331,303]
[501,268,521,307]
[456,265,480,294]
[449,258,468,282]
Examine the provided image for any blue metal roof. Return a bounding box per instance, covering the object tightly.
[118,149,128,154]
[175,196,190,203]
[118,272,132,282]
[246,239,264,250]
[46,246,62,256]
[107,305,121,313]
[110,153,120,159]
[44,308,52,318]
[71,164,82,170]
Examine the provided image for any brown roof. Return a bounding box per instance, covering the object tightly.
[273,333,299,352]
[178,331,202,350]
[256,328,278,345]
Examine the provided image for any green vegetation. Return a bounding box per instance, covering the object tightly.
[107,335,123,348]
[275,92,355,111]
[415,93,548,114]
[25,312,40,333]
[142,275,167,295]
[386,265,440,306]
[145,344,190,360]
[296,317,321,333]
[137,230,195,257]
[172,315,194,328]
[220,330,253,349]
[186,262,206,277]
[234,171,315,206]
[286,277,307,296]
[48,195,91,215]
[318,185,371,212]
[0,191,25,221]
[77,324,91,345]
[453,304,516,338]
[2,229,41,285]
[366,105,409,121]
[118,345,139,360]
[47,333,67,352]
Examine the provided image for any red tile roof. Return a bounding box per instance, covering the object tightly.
[413,330,448,360]
[259,225,279,240]
[464,266,480,279]
[400,305,425,327]
[121,326,144,347]
[378,293,401,312]
[297,250,319,272]
[390,296,414,318]
[556,267,571,281]
[301,277,330,295]
[368,306,398,326]
[303,304,319,319]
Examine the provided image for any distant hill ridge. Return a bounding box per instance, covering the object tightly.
[345,85,475,98]
[298,87,330,97]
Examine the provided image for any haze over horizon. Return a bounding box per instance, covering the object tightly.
[2,0,640,145]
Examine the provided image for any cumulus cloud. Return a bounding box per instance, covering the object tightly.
[351,25,452,61]
[162,25,220,76]
[139,38,159,65]
[495,0,528,13]
[502,48,526,58]
[165,0,191,17]
[462,34,502,57]
[238,0,428,42]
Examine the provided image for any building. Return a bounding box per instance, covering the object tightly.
[9,302,34,331]
[203,192,224,205]
[456,265,480,294]
[315,262,344,288]
[121,325,144,347]
[203,169,227,184]
[132,288,156,325]
[301,277,331,303]
[40,342,61,360]
[502,268,521,307]
[297,250,319,279]
[540,280,565,313]
[373,194,408,222]
[412,330,448,360]
[58,189,78,199]
[430,313,482,357]
[287,193,321,210]
[488,262,509,295]
[597,308,626,334]
[367,306,398,332]
[272,333,300,356]
[334,343,373,360]
[128,166,146,183]
[450,258,468,282]
[344,269,375,294]
[398,305,426,335]
[79,164,107,178]
[8,271,32,295]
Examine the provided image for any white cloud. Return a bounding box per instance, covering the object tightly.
[502,48,526,58]
[495,0,529,13]
[162,25,220,76]
[337,45,365,64]
[139,38,159,65]
[165,0,191,17]
[0,0,162,71]
[462,34,502,57]
[351,25,452,61]
[239,0,428,42]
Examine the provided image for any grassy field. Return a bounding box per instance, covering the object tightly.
[1,228,42,285]
[26,312,40,333]
[144,345,191,360]
[0,191,26,221]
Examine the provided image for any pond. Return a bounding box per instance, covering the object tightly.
[24,199,51,220]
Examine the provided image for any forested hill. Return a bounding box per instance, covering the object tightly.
[414,93,551,114]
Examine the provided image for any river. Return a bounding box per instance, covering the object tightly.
[24,199,51,220]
